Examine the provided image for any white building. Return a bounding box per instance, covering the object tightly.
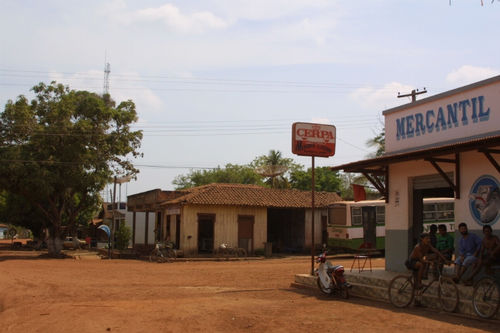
[332,75,500,271]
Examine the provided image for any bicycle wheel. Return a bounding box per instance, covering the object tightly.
[165,248,177,262]
[149,249,159,263]
[438,276,459,312]
[388,275,415,308]
[237,248,247,258]
[472,277,500,319]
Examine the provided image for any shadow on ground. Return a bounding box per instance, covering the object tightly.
[287,285,500,332]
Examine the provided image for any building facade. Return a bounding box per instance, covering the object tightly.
[127,183,341,255]
[332,75,500,271]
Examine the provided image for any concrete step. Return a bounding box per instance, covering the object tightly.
[294,272,500,320]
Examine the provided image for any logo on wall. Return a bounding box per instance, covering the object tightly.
[469,175,500,226]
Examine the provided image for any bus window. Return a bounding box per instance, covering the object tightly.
[376,206,385,224]
[423,201,454,222]
[351,207,362,226]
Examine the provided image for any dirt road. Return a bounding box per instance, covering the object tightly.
[0,251,497,332]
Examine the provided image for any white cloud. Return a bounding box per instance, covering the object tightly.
[276,17,336,46]
[349,82,415,110]
[109,3,228,33]
[214,0,332,21]
[446,65,500,86]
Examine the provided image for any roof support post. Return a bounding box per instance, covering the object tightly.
[425,155,460,199]
[480,148,500,174]
[360,166,388,202]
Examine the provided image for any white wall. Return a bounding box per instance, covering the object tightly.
[455,150,500,233]
[126,212,156,245]
[387,159,455,231]
[304,208,328,248]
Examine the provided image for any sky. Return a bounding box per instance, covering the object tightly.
[1,0,499,200]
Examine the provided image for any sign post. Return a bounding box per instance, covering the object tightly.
[292,122,336,276]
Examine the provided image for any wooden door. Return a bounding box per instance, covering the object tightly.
[238,215,254,254]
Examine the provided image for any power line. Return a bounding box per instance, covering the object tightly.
[0,68,384,89]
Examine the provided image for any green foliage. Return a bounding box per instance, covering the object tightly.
[173,163,264,189]
[0,82,142,252]
[172,150,345,193]
[251,150,301,189]
[115,224,131,250]
[290,167,341,192]
[366,129,385,158]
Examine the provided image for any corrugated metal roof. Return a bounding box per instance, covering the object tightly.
[160,183,342,208]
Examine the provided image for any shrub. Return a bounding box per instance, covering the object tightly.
[115,224,131,250]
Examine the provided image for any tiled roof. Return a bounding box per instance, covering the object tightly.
[160,183,342,208]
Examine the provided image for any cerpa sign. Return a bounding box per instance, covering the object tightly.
[292,122,336,157]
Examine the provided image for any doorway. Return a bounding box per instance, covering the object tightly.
[156,211,162,242]
[197,214,214,253]
[267,208,305,253]
[321,216,328,246]
[362,206,377,247]
[238,215,254,254]
[175,215,181,250]
[412,187,454,248]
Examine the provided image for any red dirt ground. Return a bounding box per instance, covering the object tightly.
[0,249,498,333]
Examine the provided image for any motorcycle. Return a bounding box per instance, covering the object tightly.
[315,251,351,299]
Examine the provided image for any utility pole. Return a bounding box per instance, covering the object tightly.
[111,177,117,252]
[397,88,427,103]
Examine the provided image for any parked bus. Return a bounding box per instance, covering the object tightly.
[328,198,455,251]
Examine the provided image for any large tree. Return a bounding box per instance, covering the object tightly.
[0,82,142,255]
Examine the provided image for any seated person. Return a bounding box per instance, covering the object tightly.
[465,225,500,285]
[407,232,449,289]
[429,224,438,248]
[436,224,454,261]
[454,222,482,283]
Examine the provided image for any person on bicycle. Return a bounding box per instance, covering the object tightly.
[464,225,500,285]
[407,232,449,289]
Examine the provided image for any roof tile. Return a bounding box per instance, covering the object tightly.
[161,183,341,208]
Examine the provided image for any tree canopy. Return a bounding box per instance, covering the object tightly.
[289,167,341,193]
[251,150,301,189]
[0,82,142,254]
[173,164,264,189]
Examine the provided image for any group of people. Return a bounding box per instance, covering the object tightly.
[407,222,500,289]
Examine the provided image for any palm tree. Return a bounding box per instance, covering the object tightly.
[253,150,296,188]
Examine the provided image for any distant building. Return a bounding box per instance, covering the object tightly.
[127,183,342,255]
[0,224,8,239]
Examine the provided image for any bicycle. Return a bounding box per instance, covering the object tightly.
[149,241,176,263]
[472,266,500,319]
[388,259,459,312]
[213,243,247,258]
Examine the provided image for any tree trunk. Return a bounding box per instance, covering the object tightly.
[47,224,64,257]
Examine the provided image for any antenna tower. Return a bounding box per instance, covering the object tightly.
[103,61,111,95]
